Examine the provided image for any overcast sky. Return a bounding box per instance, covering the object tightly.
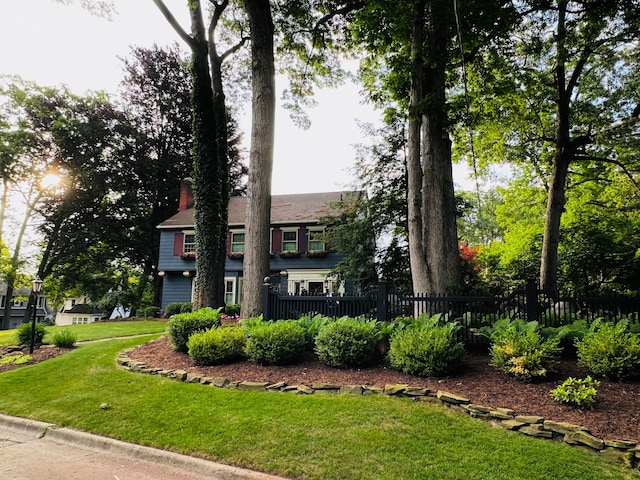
[0,0,393,195]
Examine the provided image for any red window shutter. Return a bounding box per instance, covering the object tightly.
[226,232,232,254]
[174,232,184,256]
[272,229,282,254]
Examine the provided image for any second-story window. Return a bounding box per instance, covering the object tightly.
[231,232,245,252]
[308,229,325,251]
[282,230,298,252]
[183,233,196,253]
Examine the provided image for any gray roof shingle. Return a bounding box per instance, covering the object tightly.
[158,191,349,229]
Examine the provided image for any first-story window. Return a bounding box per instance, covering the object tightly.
[183,232,196,253]
[225,280,235,304]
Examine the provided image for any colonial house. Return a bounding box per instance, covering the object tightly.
[55,296,105,326]
[0,283,49,330]
[156,179,356,310]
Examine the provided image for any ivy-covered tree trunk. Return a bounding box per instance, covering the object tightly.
[241,0,276,318]
[189,2,225,309]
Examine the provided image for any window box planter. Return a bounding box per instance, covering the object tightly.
[279,251,300,258]
[306,250,328,258]
[180,253,196,260]
[227,252,244,260]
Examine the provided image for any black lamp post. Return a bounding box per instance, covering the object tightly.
[29,276,43,354]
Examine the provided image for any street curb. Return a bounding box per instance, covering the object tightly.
[0,414,286,480]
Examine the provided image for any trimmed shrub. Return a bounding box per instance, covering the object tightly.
[187,326,247,365]
[576,320,640,381]
[166,307,222,353]
[141,306,161,318]
[490,323,561,382]
[165,302,192,318]
[52,329,77,348]
[245,321,306,366]
[315,317,378,368]
[388,322,466,377]
[550,376,600,409]
[16,323,46,346]
[224,304,241,316]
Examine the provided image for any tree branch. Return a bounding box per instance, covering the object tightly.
[152,0,195,48]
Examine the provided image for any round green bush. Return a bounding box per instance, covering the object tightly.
[52,328,77,348]
[576,321,640,381]
[245,321,306,365]
[187,327,246,365]
[166,307,222,353]
[388,323,466,377]
[314,317,378,368]
[165,302,192,318]
[16,323,46,346]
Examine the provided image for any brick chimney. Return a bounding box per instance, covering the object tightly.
[178,178,194,211]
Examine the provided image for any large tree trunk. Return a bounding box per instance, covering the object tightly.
[407,0,461,296]
[240,0,276,318]
[540,0,571,294]
[406,0,430,296]
[189,1,225,309]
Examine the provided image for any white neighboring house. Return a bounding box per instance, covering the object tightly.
[55,297,105,326]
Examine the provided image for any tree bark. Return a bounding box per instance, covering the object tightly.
[241,0,276,318]
[406,0,430,296]
[188,1,225,308]
[539,0,571,294]
[407,0,461,296]
[422,0,460,293]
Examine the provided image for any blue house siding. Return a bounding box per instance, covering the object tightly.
[156,190,367,311]
[160,274,193,310]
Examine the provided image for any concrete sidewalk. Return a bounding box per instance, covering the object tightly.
[0,414,287,480]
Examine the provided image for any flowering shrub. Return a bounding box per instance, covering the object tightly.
[490,322,561,382]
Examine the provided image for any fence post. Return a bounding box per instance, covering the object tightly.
[525,279,538,322]
[377,280,388,322]
[262,279,271,321]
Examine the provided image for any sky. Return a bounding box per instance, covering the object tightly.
[0,0,399,196]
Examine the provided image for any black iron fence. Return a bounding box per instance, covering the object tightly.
[263,280,640,345]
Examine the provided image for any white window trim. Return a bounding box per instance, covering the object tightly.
[281,227,299,252]
[183,230,196,254]
[307,227,326,251]
[230,230,245,253]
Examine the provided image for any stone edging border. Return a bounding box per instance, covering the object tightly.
[117,348,640,471]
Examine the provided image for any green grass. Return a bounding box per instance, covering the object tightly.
[0,320,167,346]
[0,336,636,479]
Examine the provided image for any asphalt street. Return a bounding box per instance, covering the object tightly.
[0,414,286,480]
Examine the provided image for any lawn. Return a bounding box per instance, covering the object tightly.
[0,335,636,480]
[0,320,167,346]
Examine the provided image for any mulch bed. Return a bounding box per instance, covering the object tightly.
[2,337,639,443]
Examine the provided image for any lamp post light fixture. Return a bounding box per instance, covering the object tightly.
[29,276,43,354]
